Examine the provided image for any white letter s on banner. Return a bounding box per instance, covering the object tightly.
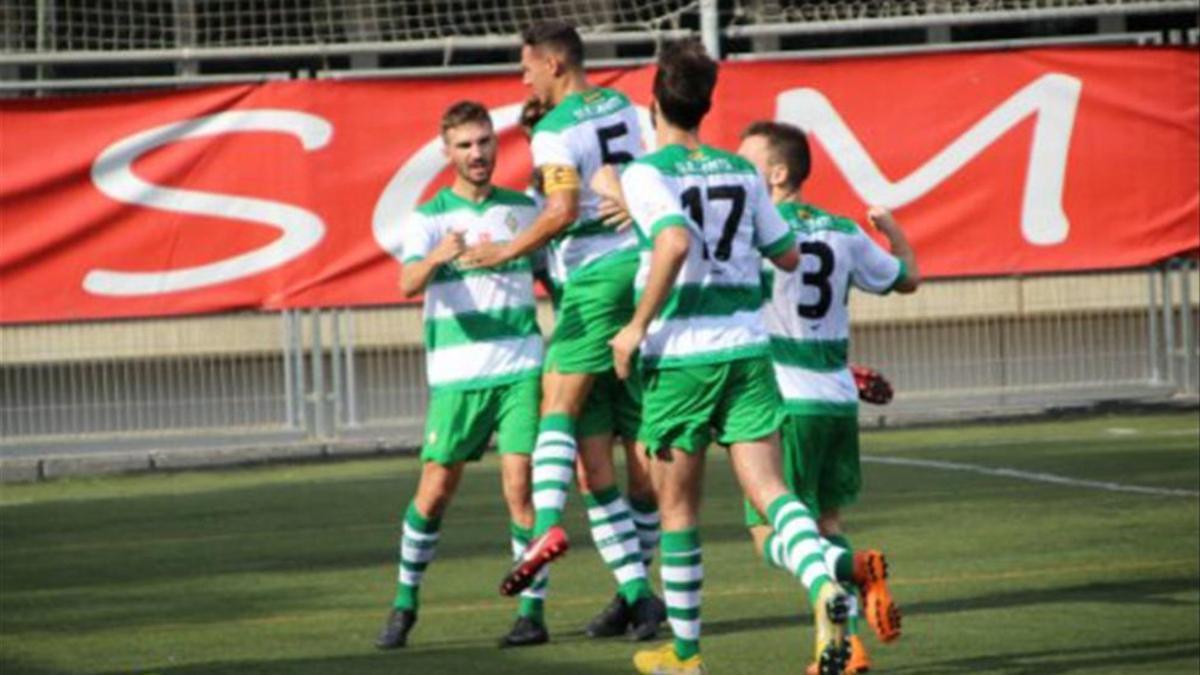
[87,109,331,296]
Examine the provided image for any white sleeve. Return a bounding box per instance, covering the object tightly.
[531,129,575,169]
[621,163,687,239]
[401,212,439,264]
[850,225,904,294]
[751,177,794,256]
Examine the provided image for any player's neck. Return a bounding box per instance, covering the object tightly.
[773,187,801,205]
[553,71,591,105]
[450,179,492,204]
[657,124,701,151]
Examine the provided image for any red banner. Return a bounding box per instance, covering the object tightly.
[1,47,1197,324]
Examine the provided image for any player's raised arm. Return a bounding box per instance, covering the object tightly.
[866,206,921,293]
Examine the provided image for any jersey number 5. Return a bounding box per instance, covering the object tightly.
[797,241,835,319]
[680,185,746,261]
[596,123,634,164]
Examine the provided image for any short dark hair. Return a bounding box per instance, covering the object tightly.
[441,100,492,136]
[742,120,811,190]
[521,21,584,69]
[653,39,718,131]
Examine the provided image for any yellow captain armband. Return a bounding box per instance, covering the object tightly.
[540,165,581,194]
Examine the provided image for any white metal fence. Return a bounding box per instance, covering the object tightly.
[2,263,1196,453]
[1,0,1196,94]
[1,3,1197,458]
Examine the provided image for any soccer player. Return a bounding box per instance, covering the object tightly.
[460,21,664,639]
[375,101,549,650]
[738,120,919,673]
[609,40,850,675]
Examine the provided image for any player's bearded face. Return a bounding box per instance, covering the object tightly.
[444,122,497,186]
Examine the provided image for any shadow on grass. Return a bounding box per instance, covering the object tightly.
[0,657,73,675]
[704,575,1200,637]
[91,642,627,675]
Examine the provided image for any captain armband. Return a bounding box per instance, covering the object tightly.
[540,165,581,194]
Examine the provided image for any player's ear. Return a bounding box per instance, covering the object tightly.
[769,164,789,191]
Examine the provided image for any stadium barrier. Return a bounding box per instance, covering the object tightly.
[1,2,1196,464]
[2,262,1196,453]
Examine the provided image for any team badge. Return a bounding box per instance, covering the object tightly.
[505,210,519,234]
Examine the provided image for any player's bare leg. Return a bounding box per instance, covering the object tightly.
[377,461,465,649]
[624,438,662,566]
[576,433,662,640]
[730,437,849,674]
[500,371,592,596]
[633,446,706,674]
[499,453,551,647]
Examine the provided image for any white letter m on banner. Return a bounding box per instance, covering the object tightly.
[776,73,1082,245]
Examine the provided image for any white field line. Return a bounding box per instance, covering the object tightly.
[862,454,1200,498]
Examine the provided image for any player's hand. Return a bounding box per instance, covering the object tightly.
[591,165,632,231]
[609,323,645,381]
[429,230,467,265]
[596,195,633,231]
[851,364,894,405]
[866,206,898,234]
[459,241,510,269]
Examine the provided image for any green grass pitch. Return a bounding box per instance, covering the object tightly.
[2,411,1197,674]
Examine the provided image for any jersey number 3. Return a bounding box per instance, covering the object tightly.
[797,241,835,319]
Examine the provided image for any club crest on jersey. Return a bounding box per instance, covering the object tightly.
[505,211,519,234]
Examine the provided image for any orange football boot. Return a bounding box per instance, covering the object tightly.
[854,549,901,643]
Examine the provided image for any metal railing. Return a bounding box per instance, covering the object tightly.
[2,263,1196,454]
[1,0,1195,94]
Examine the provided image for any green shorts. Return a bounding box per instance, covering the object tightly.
[744,413,861,527]
[639,355,782,454]
[577,367,643,441]
[543,252,638,375]
[421,376,540,465]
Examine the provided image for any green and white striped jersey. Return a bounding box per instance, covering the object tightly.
[763,202,906,416]
[401,187,543,391]
[531,87,643,283]
[620,144,796,369]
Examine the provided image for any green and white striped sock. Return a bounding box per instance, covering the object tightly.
[392,501,440,611]
[511,522,548,622]
[762,531,789,571]
[767,495,834,606]
[585,485,651,604]
[629,497,661,568]
[825,533,859,636]
[531,413,576,536]
[661,528,703,660]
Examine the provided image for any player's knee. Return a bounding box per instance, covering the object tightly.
[414,463,461,518]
